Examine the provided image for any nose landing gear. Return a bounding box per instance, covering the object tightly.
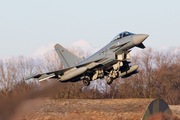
[81,76,91,86]
[106,77,113,85]
[83,79,90,86]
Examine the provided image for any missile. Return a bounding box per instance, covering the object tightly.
[60,67,87,81]
[118,65,138,78]
[38,73,55,82]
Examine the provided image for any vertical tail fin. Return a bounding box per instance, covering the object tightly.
[54,44,80,68]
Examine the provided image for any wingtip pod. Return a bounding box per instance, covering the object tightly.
[24,73,39,80]
[54,44,61,49]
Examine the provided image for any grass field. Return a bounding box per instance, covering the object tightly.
[17,99,180,120]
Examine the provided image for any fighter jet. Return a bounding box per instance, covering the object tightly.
[25,31,149,86]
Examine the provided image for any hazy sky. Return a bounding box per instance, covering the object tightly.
[0,0,180,58]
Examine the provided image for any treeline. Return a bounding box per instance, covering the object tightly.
[0,47,180,105]
[115,48,180,104]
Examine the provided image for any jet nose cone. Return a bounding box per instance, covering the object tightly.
[133,34,149,45]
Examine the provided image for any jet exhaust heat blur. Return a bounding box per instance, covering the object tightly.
[25,31,149,86]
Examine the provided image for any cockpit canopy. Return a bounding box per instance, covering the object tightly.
[111,31,135,42]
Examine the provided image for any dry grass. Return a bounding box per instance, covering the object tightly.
[147,113,180,120]
[19,99,180,120]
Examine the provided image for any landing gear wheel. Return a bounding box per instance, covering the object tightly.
[83,79,90,86]
[107,77,113,85]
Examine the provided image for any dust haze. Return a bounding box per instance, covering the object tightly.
[0,80,70,120]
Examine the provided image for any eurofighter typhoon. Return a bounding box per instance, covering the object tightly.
[25,31,149,86]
